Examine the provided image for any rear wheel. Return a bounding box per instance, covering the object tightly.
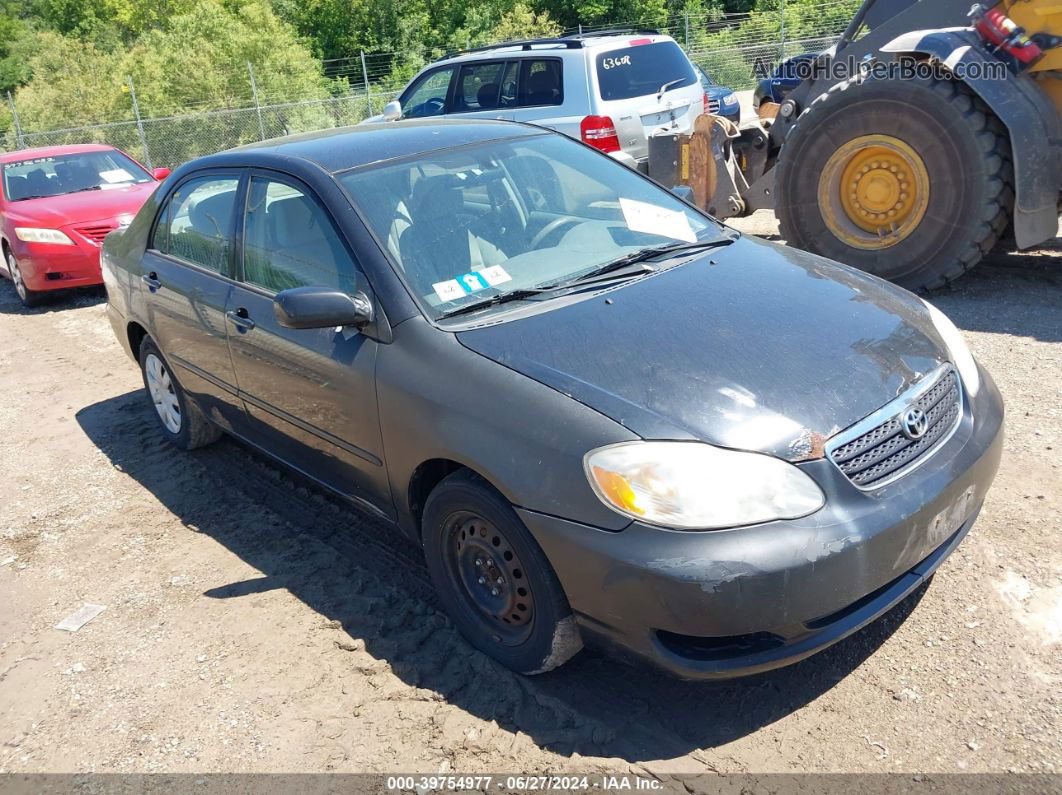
[776,71,1013,290]
[6,250,45,308]
[422,470,582,674]
[138,337,221,450]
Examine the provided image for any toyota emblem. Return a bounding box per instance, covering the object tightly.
[901,407,929,440]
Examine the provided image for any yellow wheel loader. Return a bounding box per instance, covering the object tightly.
[682,0,1062,290]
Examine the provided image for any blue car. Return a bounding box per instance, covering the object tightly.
[693,63,740,122]
[753,53,817,110]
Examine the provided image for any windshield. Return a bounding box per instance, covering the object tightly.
[595,41,697,101]
[2,150,152,201]
[339,133,722,321]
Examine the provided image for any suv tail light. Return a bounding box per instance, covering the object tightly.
[703,92,710,115]
[581,115,621,153]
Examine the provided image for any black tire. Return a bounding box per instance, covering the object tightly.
[6,249,46,308]
[776,71,1014,291]
[138,337,221,450]
[422,469,582,675]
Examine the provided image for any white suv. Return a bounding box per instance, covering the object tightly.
[367,31,708,171]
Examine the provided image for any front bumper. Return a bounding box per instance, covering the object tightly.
[519,365,1004,679]
[715,102,741,122]
[12,240,102,291]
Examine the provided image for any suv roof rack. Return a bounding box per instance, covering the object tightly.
[433,29,661,62]
[567,27,661,39]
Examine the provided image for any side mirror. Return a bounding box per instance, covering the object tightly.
[152,167,172,181]
[670,184,694,202]
[382,100,402,122]
[273,286,374,330]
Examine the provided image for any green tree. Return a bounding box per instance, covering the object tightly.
[126,0,328,115]
[491,3,562,40]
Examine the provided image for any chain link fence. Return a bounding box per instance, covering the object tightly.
[3,1,855,168]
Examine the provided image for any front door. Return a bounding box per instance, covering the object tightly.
[141,172,244,429]
[224,173,391,516]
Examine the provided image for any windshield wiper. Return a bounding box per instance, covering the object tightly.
[437,237,737,319]
[68,185,102,193]
[657,78,685,100]
[438,288,551,320]
[553,237,737,290]
[13,195,50,201]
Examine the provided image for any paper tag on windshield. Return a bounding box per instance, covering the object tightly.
[478,265,511,286]
[432,266,512,302]
[619,197,697,243]
[100,168,134,184]
[432,279,467,301]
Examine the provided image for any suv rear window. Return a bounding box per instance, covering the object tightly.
[595,41,697,101]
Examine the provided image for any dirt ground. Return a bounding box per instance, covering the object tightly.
[0,212,1059,782]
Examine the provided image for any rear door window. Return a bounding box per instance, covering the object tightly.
[595,41,697,101]
[160,176,240,275]
[454,61,507,112]
[517,59,563,107]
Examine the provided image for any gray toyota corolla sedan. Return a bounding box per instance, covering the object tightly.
[101,120,1003,679]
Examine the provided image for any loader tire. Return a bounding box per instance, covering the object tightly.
[776,70,1014,291]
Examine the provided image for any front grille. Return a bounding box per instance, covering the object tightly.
[75,223,116,246]
[707,98,720,114]
[829,368,961,489]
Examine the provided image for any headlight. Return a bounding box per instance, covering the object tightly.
[14,227,75,245]
[922,299,979,396]
[723,93,739,105]
[584,441,825,530]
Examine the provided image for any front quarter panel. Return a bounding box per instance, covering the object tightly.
[377,317,640,537]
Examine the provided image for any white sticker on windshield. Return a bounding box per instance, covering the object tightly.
[432,279,467,302]
[99,168,134,184]
[619,197,697,243]
[478,265,512,287]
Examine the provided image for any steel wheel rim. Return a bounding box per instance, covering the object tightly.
[443,510,535,646]
[818,134,931,250]
[8,253,26,301]
[145,353,182,434]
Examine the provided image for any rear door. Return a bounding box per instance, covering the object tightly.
[509,57,580,137]
[224,171,391,516]
[591,38,702,163]
[141,171,245,428]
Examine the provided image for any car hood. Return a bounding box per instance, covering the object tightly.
[4,181,158,228]
[705,85,734,100]
[456,235,947,461]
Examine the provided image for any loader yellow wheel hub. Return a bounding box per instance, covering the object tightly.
[819,135,930,250]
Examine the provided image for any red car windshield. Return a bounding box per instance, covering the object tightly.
[3,150,152,202]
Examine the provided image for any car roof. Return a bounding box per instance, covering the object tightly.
[0,143,119,164]
[433,31,677,64]
[216,118,544,174]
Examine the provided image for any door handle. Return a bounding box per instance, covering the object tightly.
[226,308,255,331]
[142,271,161,289]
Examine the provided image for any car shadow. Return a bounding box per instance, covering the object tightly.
[0,281,106,315]
[76,390,928,762]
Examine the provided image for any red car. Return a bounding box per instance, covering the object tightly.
[0,144,170,306]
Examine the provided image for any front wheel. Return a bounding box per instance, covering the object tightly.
[6,250,45,308]
[422,470,582,675]
[776,72,1014,290]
